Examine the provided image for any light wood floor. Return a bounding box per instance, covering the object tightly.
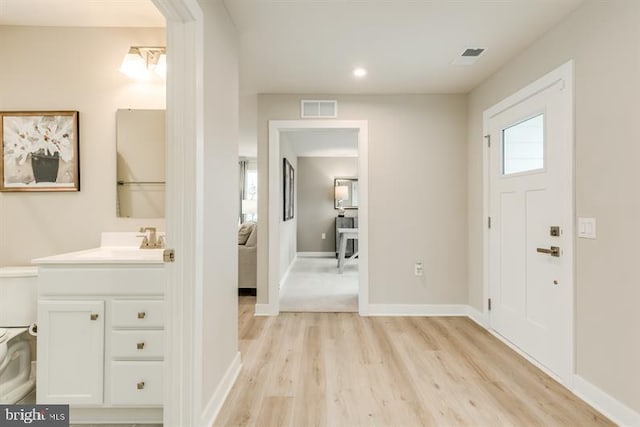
[214,296,613,427]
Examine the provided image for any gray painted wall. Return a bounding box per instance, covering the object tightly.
[297,157,358,253]
[467,0,640,413]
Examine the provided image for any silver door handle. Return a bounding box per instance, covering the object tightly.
[537,246,560,257]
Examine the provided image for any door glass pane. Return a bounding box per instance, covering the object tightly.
[503,114,544,175]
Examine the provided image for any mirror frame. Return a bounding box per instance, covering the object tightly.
[334,177,358,209]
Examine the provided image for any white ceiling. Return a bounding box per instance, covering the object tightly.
[226,0,585,94]
[0,0,584,94]
[0,0,164,27]
[282,129,358,158]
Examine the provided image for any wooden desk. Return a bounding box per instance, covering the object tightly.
[337,228,359,274]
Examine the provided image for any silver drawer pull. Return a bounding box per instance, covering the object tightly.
[137,311,146,319]
[90,313,99,321]
[137,381,145,390]
[137,342,145,350]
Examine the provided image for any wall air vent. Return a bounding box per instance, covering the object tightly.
[301,100,338,118]
[451,48,486,66]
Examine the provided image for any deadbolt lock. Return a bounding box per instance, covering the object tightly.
[550,226,561,237]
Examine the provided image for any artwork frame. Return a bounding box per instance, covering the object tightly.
[283,158,294,221]
[0,111,80,192]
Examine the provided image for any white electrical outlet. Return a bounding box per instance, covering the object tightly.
[321,233,326,240]
[414,262,424,277]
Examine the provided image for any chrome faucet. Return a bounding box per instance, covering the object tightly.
[138,227,163,249]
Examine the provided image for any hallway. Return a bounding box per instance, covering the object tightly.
[279,257,358,312]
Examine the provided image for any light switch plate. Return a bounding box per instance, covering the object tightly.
[578,217,596,239]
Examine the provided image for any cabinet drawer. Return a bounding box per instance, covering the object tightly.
[111,361,163,406]
[112,330,164,360]
[112,300,164,328]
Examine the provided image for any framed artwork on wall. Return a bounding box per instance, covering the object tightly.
[0,111,80,192]
[283,158,294,221]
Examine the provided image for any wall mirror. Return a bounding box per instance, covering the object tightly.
[116,109,165,218]
[334,177,358,210]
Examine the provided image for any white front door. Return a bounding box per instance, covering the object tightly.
[486,63,574,384]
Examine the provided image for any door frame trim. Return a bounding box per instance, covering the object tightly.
[267,120,369,315]
[151,0,204,425]
[482,60,575,386]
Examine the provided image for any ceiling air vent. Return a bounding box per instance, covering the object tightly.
[301,100,338,118]
[451,48,486,66]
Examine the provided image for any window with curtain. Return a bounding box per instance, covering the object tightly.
[239,159,258,223]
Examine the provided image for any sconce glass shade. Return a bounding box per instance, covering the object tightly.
[155,54,167,78]
[120,48,147,79]
[120,47,166,80]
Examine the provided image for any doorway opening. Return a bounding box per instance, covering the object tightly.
[279,129,359,312]
[267,120,369,315]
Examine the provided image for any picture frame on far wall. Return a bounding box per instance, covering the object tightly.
[0,111,80,192]
[283,158,294,221]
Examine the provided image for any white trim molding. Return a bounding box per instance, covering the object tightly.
[367,304,468,317]
[267,120,369,316]
[572,375,640,427]
[200,352,242,426]
[279,254,297,288]
[254,303,279,316]
[151,0,203,426]
[466,305,488,328]
[296,252,335,258]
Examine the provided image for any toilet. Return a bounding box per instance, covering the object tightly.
[0,266,38,404]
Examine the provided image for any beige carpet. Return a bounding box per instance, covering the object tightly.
[279,257,358,312]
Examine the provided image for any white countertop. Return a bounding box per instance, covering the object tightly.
[32,246,165,265]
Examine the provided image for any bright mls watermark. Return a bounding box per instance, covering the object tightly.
[0,405,68,426]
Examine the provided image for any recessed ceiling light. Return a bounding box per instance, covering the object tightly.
[353,67,367,78]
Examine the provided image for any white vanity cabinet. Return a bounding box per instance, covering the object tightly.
[37,300,105,405]
[33,259,165,425]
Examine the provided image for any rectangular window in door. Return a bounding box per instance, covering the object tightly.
[503,113,544,175]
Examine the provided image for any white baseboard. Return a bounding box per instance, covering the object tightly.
[201,351,242,426]
[279,255,297,287]
[466,305,488,328]
[296,252,335,258]
[252,299,638,425]
[488,329,565,385]
[572,375,640,427]
[476,310,639,426]
[366,304,468,316]
[254,303,278,316]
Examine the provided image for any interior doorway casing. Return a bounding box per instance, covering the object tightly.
[151,0,204,425]
[267,120,369,315]
[482,60,575,385]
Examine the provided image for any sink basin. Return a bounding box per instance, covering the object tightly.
[32,247,164,265]
[72,247,164,261]
[32,232,166,265]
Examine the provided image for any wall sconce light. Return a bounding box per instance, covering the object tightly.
[120,46,167,80]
